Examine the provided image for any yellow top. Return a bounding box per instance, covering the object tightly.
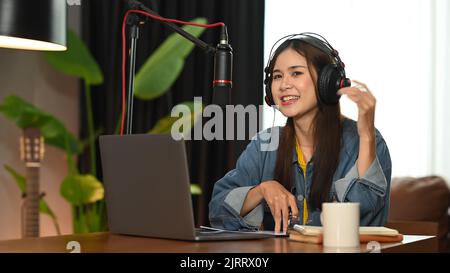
[295,141,309,225]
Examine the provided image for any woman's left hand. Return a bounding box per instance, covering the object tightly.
[337,80,376,141]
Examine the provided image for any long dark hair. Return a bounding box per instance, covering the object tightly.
[270,39,343,210]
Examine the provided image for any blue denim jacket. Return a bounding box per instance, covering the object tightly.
[209,118,392,230]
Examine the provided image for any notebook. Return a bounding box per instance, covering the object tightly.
[289,225,403,244]
[293,225,400,236]
[99,134,272,241]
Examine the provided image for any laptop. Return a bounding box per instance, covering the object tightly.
[99,134,272,241]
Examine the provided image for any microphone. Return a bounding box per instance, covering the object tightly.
[212,25,233,107]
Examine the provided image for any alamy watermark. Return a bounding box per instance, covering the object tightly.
[170,97,279,151]
[366,241,381,253]
[67,0,81,6]
[66,240,81,253]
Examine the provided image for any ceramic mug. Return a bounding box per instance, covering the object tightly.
[321,202,360,248]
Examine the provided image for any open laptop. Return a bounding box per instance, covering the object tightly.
[99,134,272,241]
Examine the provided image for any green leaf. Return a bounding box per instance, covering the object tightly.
[149,100,203,135]
[39,199,61,235]
[149,116,179,134]
[73,206,89,234]
[134,18,208,100]
[190,184,202,195]
[3,165,61,235]
[60,174,104,206]
[45,29,103,85]
[72,201,107,234]
[85,201,107,232]
[0,95,82,154]
[3,165,26,192]
[39,199,58,223]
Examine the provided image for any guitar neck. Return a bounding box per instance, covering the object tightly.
[23,166,40,238]
[20,128,44,238]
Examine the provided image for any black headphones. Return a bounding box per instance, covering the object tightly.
[264,32,351,106]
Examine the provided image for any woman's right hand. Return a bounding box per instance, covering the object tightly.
[257,180,299,233]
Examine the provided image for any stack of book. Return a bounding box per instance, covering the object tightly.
[288,225,403,244]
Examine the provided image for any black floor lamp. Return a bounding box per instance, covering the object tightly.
[0,0,66,51]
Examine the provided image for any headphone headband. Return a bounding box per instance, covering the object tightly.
[265,33,344,74]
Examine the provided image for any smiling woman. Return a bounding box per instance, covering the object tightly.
[209,33,392,233]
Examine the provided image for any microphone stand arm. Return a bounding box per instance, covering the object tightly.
[128,0,216,54]
[124,0,218,134]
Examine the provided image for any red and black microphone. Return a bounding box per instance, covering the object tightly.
[212,25,233,107]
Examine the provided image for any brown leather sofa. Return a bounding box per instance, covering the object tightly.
[387,176,450,252]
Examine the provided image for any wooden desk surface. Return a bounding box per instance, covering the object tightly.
[0,232,437,253]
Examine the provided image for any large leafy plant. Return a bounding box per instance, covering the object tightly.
[1,19,205,234]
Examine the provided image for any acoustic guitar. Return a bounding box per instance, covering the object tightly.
[19,128,44,238]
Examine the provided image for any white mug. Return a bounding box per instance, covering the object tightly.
[321,202,360,248]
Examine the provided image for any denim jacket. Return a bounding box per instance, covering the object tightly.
[209,118,392,230]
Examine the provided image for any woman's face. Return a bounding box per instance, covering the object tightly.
[271,48,318,119]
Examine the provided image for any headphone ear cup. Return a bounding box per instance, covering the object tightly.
[264,79,274,106]
[264,69,274,106]
[264,95,273,106]
[317,64,341,105]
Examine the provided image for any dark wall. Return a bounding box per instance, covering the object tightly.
[81,0,265,226]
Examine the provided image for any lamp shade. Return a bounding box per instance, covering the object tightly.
[0,0,66,51]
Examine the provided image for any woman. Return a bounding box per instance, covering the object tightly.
[209,34,391,232]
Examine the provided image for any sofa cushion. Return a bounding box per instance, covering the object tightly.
[389,176,450,221]
[389,176,450,252]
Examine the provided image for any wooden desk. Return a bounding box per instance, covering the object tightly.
[0,232,437,253]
